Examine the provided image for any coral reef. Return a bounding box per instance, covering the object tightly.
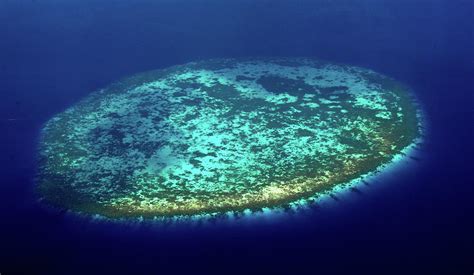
[37,58,420,218]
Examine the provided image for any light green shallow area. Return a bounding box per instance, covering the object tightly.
[37,58,419,218]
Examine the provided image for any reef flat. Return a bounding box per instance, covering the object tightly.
[37,58,420,219]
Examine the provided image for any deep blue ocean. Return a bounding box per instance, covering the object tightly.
[1,0,473,274]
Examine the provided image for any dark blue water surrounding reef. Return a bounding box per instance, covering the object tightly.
[1,0,473,274]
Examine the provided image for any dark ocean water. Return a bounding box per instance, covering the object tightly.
[1,0,473,274]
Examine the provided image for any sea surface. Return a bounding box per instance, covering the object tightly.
[1,0,473,274]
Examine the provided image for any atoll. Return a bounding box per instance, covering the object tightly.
[37,58,421,219]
